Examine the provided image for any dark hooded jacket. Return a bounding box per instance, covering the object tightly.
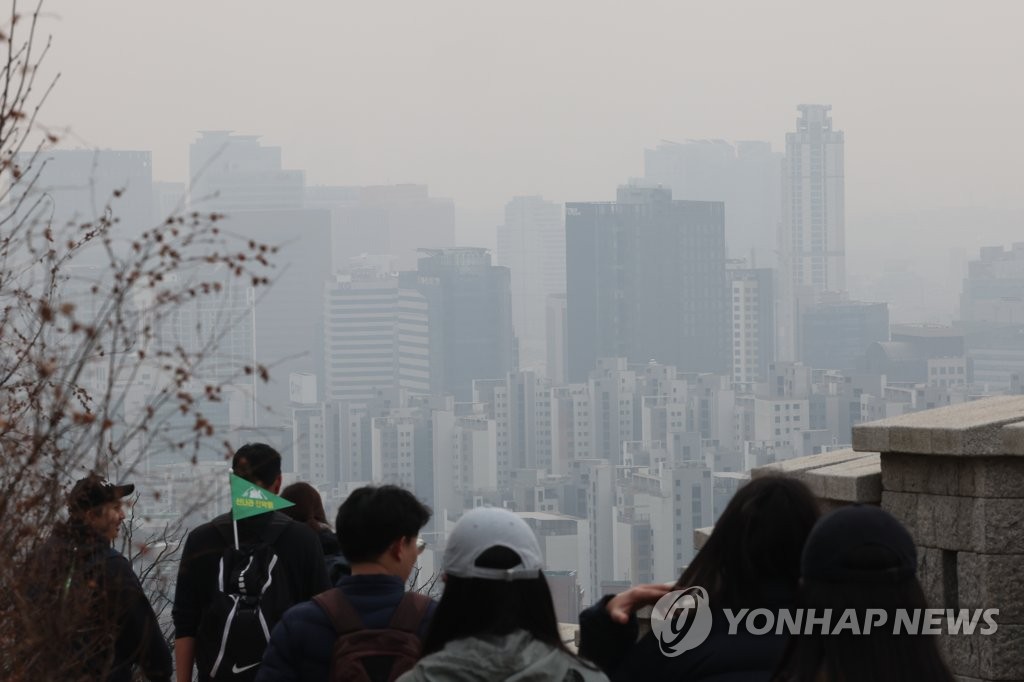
[26,520,173,682]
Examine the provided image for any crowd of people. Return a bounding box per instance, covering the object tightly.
[30,442,957,682]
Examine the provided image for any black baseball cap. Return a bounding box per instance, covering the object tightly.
[67,473,135,513]
[801,505,917,585]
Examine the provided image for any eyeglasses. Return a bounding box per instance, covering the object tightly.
[415,537,427,554]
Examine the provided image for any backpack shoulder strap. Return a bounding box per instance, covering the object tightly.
[387,592,432,634]
[313,588,365,636]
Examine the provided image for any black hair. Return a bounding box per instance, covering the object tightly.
[334,485,431,563]
[772,578,955,681]
[232,443,282,488]
[676,475,820,610]
[422,546,575,659]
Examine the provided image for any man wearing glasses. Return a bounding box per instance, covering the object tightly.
[257,485,435,682]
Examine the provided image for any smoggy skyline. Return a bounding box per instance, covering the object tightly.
[38,1,1019,208]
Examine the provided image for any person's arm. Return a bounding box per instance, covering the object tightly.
[254,616,299,682]
[578,584,673,675]
[171,530,203,682]
[107,552,173,681]
[175,637,196,682]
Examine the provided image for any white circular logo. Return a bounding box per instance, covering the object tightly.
[650,586,713,657]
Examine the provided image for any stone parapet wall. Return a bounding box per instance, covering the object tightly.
[752,447,881,509]
[853,395,1024,682]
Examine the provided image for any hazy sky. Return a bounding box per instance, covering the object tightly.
[38,1,1024,228]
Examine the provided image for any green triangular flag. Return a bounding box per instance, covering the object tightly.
[230,472,294,521]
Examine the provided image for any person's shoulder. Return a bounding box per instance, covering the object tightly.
[278,593,335,631]
[180,513,232,556]
[186,512,231,537]
[272,513,320,546]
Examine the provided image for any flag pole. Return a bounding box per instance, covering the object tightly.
[228,469,293,552]
[230,469,240,550]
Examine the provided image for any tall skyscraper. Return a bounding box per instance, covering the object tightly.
[778,105,846,360]
[221,209,332,423]
[188,132,331,423]
[565,186,730,382]
[643,139,781,267]
[403,248,516,401]
[496,196,566,375]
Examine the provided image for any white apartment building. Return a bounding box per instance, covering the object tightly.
[324,273,430,404]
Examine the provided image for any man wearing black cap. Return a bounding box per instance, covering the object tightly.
[26,472,172,681]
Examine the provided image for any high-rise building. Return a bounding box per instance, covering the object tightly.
[323,271,431,405]
[496,196,566,375]
[219,208,332,423]
[958,244,1024,388]
[960,244,1024,324]
[187,133,330,422]
[800,299,889,372]
[189,131,303,212]
[546,294,569,385]
[587,358,638,464]
[403,248,516,401]
[727,264,776,393]
[644,139,781,267]
[778,105,846,361]
[12,148,155,261]
[475,371,554,488]
[315,184,455,272]
[565,186,730,382]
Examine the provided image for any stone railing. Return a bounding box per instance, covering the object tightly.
[751,395,1024,682]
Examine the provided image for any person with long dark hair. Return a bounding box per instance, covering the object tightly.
[772,505,955,681]
[397,506,608,682]
[281,481,350,581]
[578,475,821,681]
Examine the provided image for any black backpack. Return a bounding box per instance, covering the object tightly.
[313,589,431,682]
[196,514,293,681]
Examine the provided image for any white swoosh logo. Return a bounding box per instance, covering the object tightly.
[232,662,261,674]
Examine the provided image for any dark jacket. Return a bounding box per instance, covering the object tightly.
[173,511,330,680]
[317,526,350,583]
[578,587,795,682]
[28,521,172,682]
[256,574,436,682]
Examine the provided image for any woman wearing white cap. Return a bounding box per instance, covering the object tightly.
[397,506,608,682]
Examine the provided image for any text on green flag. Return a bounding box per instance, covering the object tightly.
[230,472,294,520]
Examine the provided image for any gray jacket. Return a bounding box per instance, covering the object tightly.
[397,629,608,682]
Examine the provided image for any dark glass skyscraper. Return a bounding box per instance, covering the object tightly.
[404,248,516,401]
[566,186,730,382]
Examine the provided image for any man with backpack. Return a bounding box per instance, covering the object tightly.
[24,473,173,681]
[256,485,435,682]
[173,444,330,682]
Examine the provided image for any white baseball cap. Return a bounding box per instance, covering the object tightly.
[443,507,544,581]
